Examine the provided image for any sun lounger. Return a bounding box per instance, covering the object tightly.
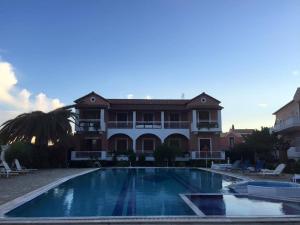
[14,159,37,172]
[259,163,286,176]
[0,161,20,178]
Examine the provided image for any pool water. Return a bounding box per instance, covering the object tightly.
[187,194,300,216]
[5,168,236,217]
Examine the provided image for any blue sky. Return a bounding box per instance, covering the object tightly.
[0,0,300,130]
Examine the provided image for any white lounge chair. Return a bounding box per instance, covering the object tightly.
[259,163,286,176]
[292,174,300,183]
[0,161,20,177]
[14,159,37,172]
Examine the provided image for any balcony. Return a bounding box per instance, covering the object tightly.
[197,120,219,129]
[135,121,162,129]
[164,121,190,129]
[191,151,225,160]
[272,116,300,133]
[76,119,101,132]
[107,121,133,129]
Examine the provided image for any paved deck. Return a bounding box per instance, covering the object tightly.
[0,168,90,205]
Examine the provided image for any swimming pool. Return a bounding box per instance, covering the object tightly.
[4,168,237,217]
[4,168,300,218]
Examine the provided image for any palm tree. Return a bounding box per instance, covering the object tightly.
[0,107,75,148]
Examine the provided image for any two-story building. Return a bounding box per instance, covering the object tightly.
[272,88,300,159]
[71,91,224,161]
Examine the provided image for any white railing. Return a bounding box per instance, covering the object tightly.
[164,121,190,129]
[107,121,133,128]
[191,151,225,160]
[77,119,101,132]
[71,151,106,160]
[273,116,300,132]
[197,120,219,129]
[135,121,162,129]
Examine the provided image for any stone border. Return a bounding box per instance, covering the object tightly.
[0,168,99,217]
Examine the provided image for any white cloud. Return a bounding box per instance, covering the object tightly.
[127,94,134,99]
[145,95,152,100]
[0,60,64,125]
[292,70,299,76]
[258,103,268,108]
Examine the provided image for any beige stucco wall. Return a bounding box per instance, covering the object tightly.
[275,101,300,122]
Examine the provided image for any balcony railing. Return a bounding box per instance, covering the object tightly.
[77,119,101,132]
[197,120,219,129]
[107,121,133,128]
[71,151,103,160]
[191,151,225,160]
[164,121,190,129]
[135,121,162,129]
[273,116,300,132]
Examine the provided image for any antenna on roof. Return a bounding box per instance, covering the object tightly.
[181,93,185,99]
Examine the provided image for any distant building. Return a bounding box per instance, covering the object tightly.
[71,91,226,161]
[220,125,254,150]
[272,88,300,159]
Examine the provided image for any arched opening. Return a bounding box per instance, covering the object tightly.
[164,133,189,155]
[108,134,133,154]
[136,133,162,155]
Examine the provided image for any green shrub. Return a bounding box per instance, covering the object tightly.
[128,149,136,164]
[154,144,180,164]
[4,142,34,167]
[138,153,146,162]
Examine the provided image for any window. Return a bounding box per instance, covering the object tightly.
[143,139,155,151]
[229,137,235,147]
[168,138,181,148]
[199,138,211,152]
[116,112,128,121]
[116,139,128,152]
[198,111,210,121]
[143,113,154,122]
[170,113,180,121]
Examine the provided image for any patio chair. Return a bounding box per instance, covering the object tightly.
[14,159,37,172]
[258,163,286,176]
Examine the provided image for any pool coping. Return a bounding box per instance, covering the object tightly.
[1,167,300,224]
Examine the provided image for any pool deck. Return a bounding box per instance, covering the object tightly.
[0,167,299,224]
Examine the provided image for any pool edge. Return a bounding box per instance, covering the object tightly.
[0,168,99,217]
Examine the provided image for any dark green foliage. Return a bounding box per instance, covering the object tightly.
[229,127,290,163]
[154,144,181,164]
[0,108,74,147]
[138,154,145,163]
[128,149,136,164]
[285,159,300,174]
[4,142,34,167]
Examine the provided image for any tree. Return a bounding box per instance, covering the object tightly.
[230,127,290,163]
[0,108,75,148]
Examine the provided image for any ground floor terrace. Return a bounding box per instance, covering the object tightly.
[72,132,225,161]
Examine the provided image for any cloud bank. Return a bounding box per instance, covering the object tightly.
[0,60,64,125]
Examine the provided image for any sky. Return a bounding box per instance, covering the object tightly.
[0,0,300,131]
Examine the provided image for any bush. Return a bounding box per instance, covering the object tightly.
[4,142,34,167]
[154,144,181,165]
[128,149,136,165]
